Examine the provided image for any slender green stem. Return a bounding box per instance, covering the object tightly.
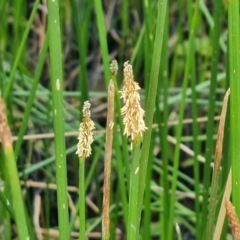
[47,0,69,239]
[110,61,129,231]
[142,136,154,240]
[94,0,110,87]
[168,2,199,239]
[127,139,141,240]
[71,0,90,104]
[3,0,40,101]
[228,0,240,217]
[187,0,200,238]
[113,127,128,229]
[158,11,169,240]
[79,157,86,240]
[206,89,230,240]
[0,98,29,239]
[4,149,30,239]
[137,0,168,231]
[14,32,49,160]
[200,0,223,236]
[0,190,14,220]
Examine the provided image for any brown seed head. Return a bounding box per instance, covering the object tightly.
[76,101,95,158]
[0,97,13,148]
[225,199,240,240]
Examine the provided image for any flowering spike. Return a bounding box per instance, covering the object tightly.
[119,61,147,146]
[0,97,12,148]
[76,101,95,158]
[110,59,118,77]
[225,199,240,240]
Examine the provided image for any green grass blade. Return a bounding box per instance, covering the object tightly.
[47,0,69,238]
[93,0,110,87]
[14,32,49,160]
[142,137,154,239]
[187,0,200,238]
[138,0,168,232]
[4,149,30,239]
[158,11,169,239]
[71,0,91,104]
[0,98,29,239]
[168,2,199,239]
[200,0,223,236]
[228,0,240,216]
[3,0,40,101]
[0,188,14,220]
[127,140,141,240]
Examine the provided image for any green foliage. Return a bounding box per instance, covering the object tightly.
[0,0,237,239]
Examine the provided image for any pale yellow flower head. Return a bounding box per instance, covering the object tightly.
[76,101,95,158]
[120,61,147,144]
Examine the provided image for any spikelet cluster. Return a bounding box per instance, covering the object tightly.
[119,61,147,143]
[225,199,240,240]
[76,101,95,158]
[110,59,118,77]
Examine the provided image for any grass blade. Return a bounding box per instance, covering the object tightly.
[47,0,69,238]
[138,0,168,232]
[228,0,240,216]
[0,98,29,239]
[206,89,230,240]
[200,0,223,235]
[3,0,40,101]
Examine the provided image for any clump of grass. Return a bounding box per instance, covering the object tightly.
[1,0,239,239]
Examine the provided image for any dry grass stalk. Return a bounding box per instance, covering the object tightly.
[102,80,115,240]
[0,97,13,148]
[225,199,240,240]
[213,89,230,171]
[213,169,232,240]
[206,89,230,240]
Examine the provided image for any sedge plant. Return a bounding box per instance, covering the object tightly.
[76,101,95,240]
[119,61,147,239]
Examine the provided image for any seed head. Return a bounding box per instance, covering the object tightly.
[0,97,12,148]
[110,59,118,77]
[119,61,147,144]
[76,101,95,158]
[225,199,240,240]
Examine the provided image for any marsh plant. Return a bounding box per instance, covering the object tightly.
[0,0,240,239]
